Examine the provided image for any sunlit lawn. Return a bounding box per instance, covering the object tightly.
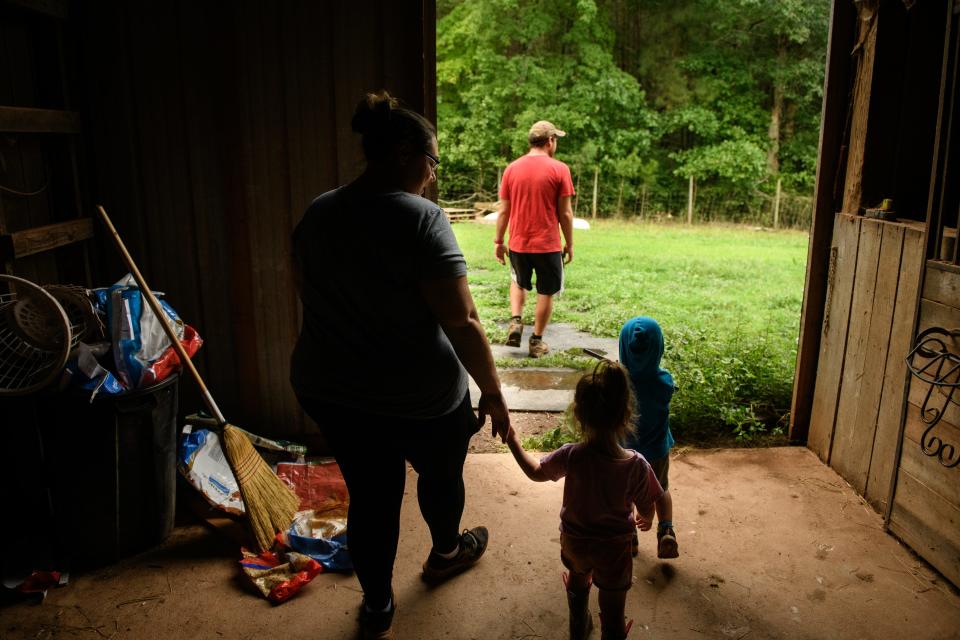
[453,220,809,441]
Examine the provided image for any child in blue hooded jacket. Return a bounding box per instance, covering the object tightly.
[619,316,679,559]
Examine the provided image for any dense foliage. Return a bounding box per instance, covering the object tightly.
[437,0,829,225]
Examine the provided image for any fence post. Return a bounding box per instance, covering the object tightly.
[592,166,599,219]
[773,177,782,229]
[573,168,580,217]
[640,184,647,219]
[687,175,695,225]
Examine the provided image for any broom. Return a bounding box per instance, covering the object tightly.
[96,205,300,551]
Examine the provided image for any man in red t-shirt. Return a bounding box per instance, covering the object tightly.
[495,120,575,357]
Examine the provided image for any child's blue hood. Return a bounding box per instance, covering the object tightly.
[619,316,665,379]
[618,316,675,461]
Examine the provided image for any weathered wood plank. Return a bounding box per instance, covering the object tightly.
[922,263,960,309]
[0,218,92,261]
[888,468,960,587]
[917,298,960,335]
[847,223,902,500]
[902,402,960,496]
[832,219,883,490]
[0,106,79,133]
[842,3,879,214]
[808,214,862,461]
[866,227,925,510]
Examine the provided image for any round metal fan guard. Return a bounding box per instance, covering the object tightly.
[0,274,72,396]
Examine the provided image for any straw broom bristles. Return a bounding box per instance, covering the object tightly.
[223,424,301,552]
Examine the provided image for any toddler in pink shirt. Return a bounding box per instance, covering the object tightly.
[507,360,663,640]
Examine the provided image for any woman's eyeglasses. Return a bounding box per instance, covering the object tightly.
[424,151,440,172]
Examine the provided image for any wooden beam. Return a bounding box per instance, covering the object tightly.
[422,0,438,203]
[790,0,858,443]
[0,218,93,261]
[0,106,80,133]
[926,1,958,261]
[0,0,68,20]
[841,0,880,214]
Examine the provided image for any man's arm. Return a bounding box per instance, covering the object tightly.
[494,199,510,264]
[557,195,574,264]
[419,275,510,441]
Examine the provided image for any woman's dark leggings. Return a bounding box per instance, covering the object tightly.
[297,393,478,610]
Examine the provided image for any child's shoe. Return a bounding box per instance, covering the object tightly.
[562,572,593,640]
[421,527,489,583]
[599,613,633,640]
[657,527,679,559]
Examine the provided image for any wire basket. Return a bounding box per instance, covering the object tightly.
[0,275,73,396]
[44,284,102,344]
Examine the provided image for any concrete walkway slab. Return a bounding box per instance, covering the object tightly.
[490,322,619,361]
[468,368,579,412]
[472,322,619,411]
[4,448,957,639]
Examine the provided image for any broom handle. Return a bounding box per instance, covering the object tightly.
[96,205,228,426]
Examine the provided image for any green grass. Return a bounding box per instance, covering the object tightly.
[453,220,809,443]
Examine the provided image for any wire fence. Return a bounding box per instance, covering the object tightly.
[439,172,814,230]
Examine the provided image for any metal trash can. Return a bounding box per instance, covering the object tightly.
[43,374,180,568]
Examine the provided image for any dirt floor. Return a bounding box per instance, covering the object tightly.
[469,411,564,453]
[3,447,959,640]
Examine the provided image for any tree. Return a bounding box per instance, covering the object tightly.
[437,0,656,199]
[437,0,830,215]
[614,0,828,193]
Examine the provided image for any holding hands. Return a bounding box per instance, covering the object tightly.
[478,390,511,443]
[635,505,655,532]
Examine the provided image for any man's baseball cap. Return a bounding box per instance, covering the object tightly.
[528,120,566,143]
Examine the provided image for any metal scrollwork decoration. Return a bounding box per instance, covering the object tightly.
[905,327,960,468]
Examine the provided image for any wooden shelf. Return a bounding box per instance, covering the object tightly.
[0,106,80,134]
[0,218,93,261]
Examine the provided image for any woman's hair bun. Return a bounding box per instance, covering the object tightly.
[352,90,398,135]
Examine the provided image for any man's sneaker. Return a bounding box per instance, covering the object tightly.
[506,318,523,347]
[421,527,489,583]
[528,337,550,358]
[657,527,679,559]
[359,598,396,640]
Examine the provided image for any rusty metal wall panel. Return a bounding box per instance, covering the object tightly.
[78,0,433,437]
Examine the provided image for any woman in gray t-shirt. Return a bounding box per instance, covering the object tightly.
[290,91,510,640]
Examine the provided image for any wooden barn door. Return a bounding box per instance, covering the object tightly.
[807,215,925,508]
[886,1,960,587]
